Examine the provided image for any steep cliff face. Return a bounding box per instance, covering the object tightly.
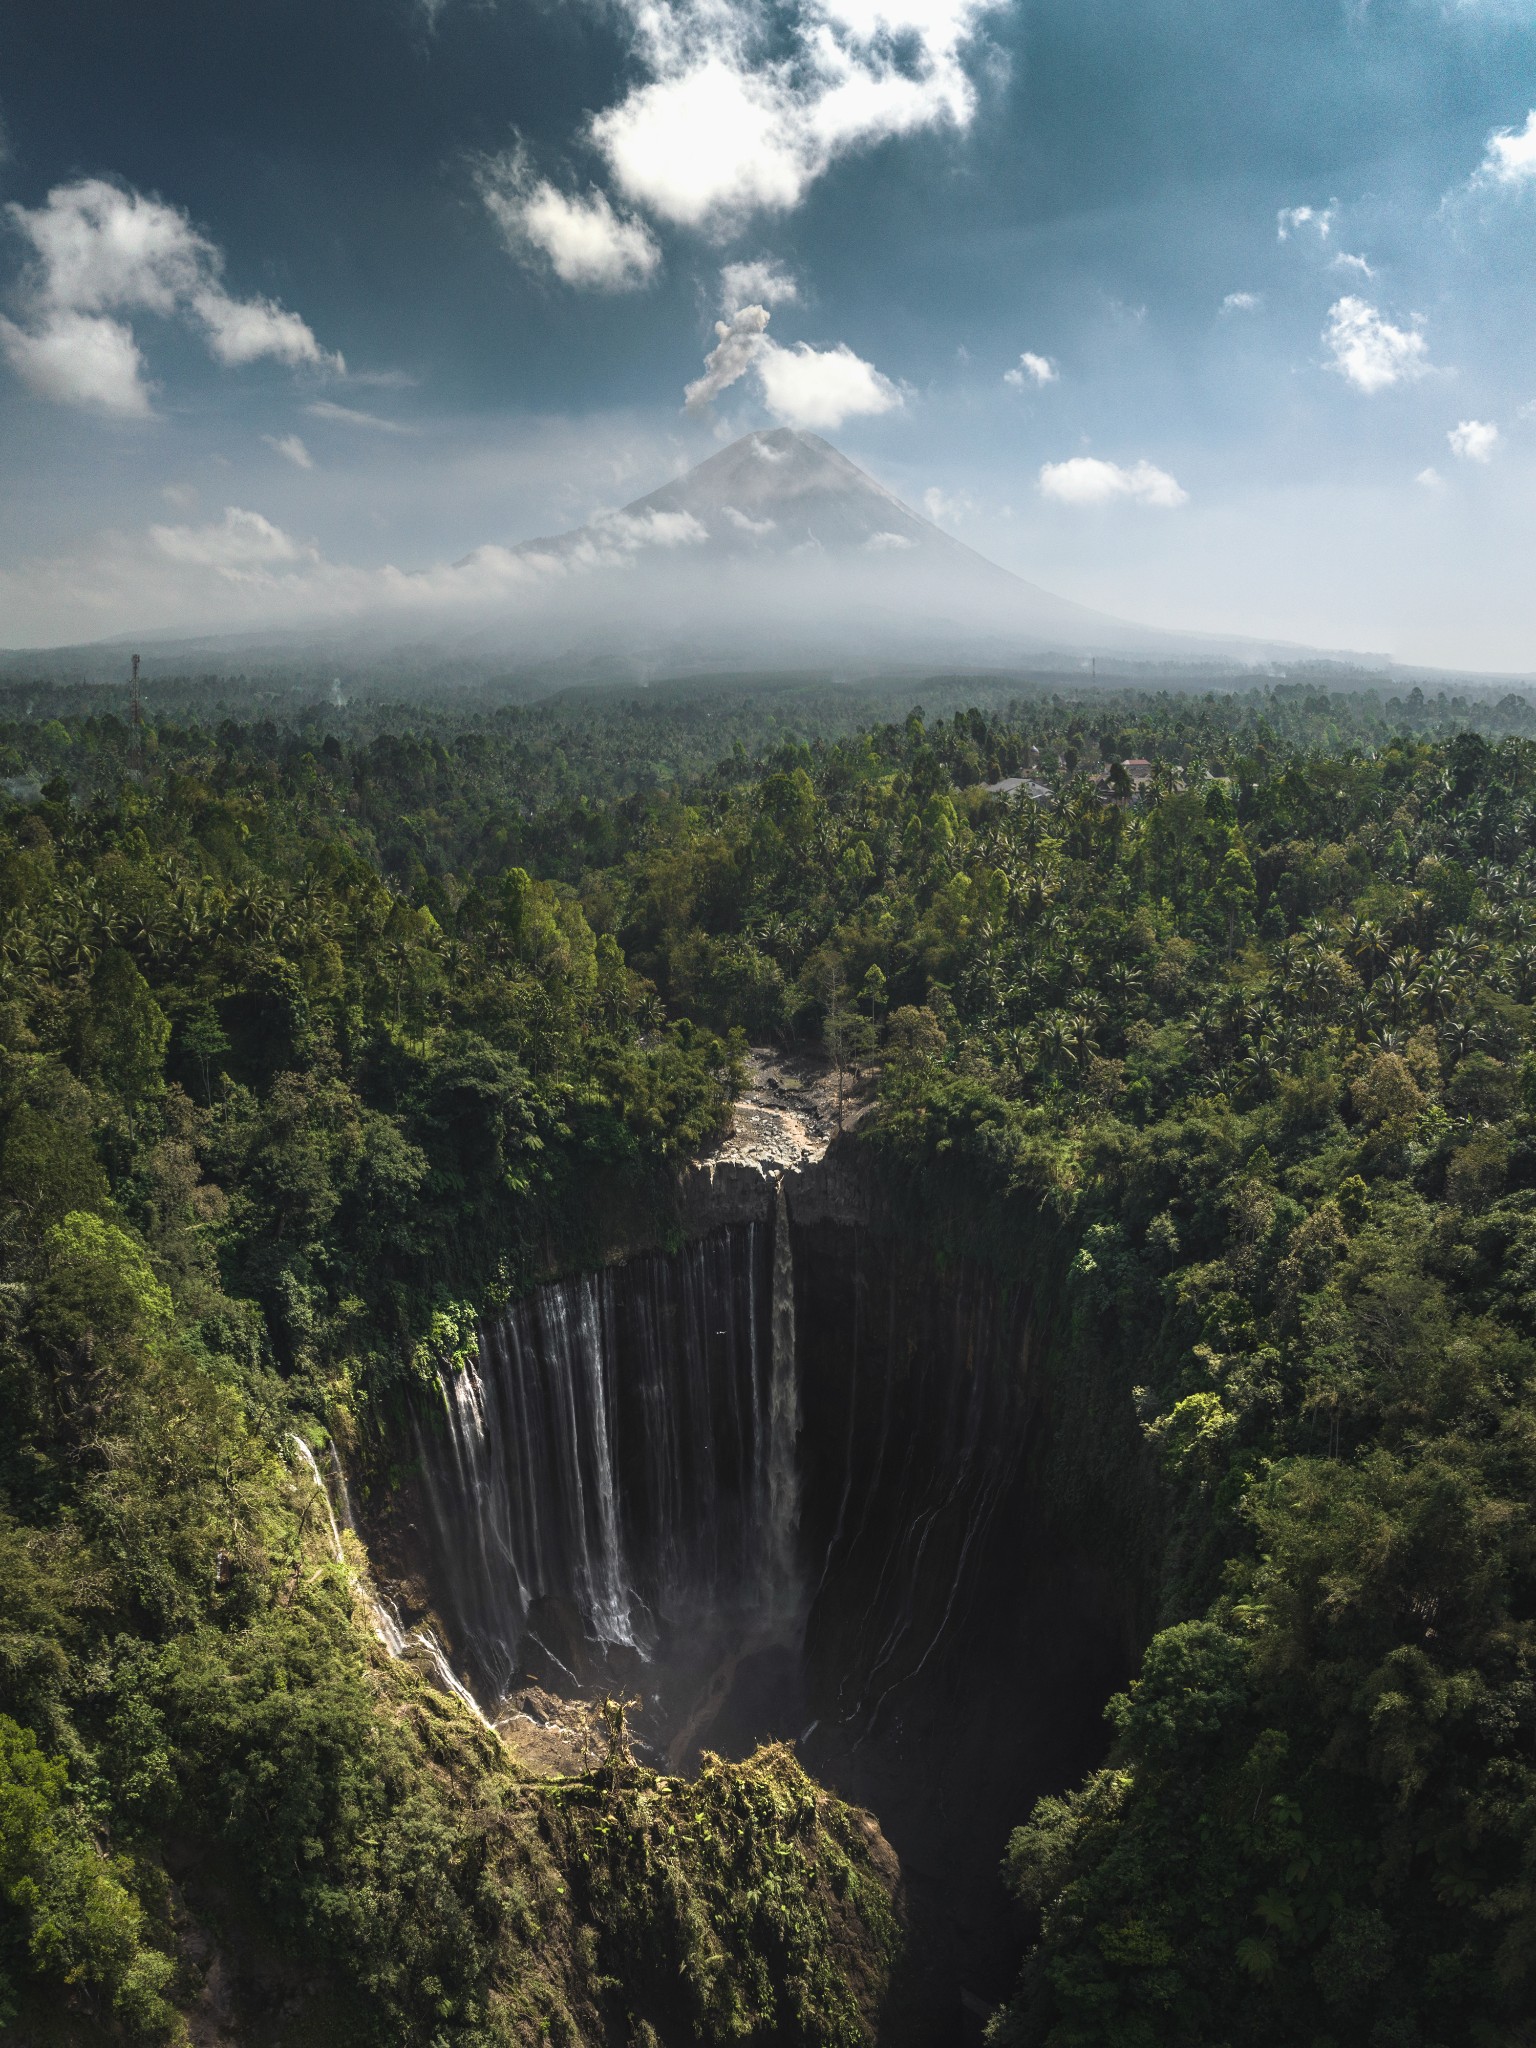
[375,1131,1148,2035]
[788,1210,1142,2015]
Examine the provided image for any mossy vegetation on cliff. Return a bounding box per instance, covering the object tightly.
[1,1250,900,2044]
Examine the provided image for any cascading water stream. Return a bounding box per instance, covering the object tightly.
[413,1218,788,1705]
[289,1434,344,1563]
[765,1178,801,1619]
[288,1433,490,1727]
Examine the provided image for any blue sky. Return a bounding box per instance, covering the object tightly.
[1,0,1534,665]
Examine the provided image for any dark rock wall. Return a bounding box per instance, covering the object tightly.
[787,1215,1143,2018]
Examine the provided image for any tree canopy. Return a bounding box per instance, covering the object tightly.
[4,673,1536,2041]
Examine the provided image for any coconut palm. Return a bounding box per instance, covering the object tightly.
[1440,1015,1485,1065]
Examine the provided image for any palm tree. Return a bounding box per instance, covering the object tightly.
[1054,949,1090,1000]
[1416,967,1456,1022]
[122,901,171,964]
[231,883,281,944]
[1345,989,1376,1042]
[1504,942,1536,1002]
[1375,967,1423,1026]
[0,922,43,1005]
[1293,950,1341,1013]
[1440,1015,1484,1065]
[1104,960,1144,1010]
[1037,1011,1074,1077]
[1234,1035,1277,1098]
[1441,925,1488,974]
[1345,917,1390,984]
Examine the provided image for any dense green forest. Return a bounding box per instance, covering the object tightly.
[3,671,1536,2044]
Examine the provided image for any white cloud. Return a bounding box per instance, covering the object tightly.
[922,485,972,523]
[1323,296,1430,394]
[1221,291,1261,314]
[150,505,315,573]
[160,482,199,509]
[11,179,203,317]
[686,302,774,408]
[1331,251,1375,278]
[263,432,314,469]
[724,503,777,534]
[193,288,333,367]
[1416,466,1444,490]
[1478,109,1536,186]
[0,180,339,413]
[1003,349,1056,387]
[1278,203,1334,241]
[1037,456,1187,509]
[0,483,727,644]
[1448,418,1499,463]
[720,257,798,313]
[585,506,707,551]
[864,530,914,550]
[684,298,900,428]
[595,60,807,230]
[0,309,150,415]
[305,399,417,434]
[755,336,901,428]
[476,151,660,290]
[588,0,998,232]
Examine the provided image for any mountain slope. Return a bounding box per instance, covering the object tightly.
[559,428,967,560]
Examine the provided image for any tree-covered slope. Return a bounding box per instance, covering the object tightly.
[0,742,898,2041]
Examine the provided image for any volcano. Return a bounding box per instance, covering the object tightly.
[515,428,988,564]
[473,426,1182,664]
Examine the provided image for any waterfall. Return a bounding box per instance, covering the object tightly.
[414,1220,781,1705]
[405,1207,1029,1738]
[288,1433,491,1728]
[288,1434,344,1562]
[765,1178,802,1614]
[565,1277,634,1648]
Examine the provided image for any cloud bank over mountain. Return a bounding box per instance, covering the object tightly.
[0,428,1368,673]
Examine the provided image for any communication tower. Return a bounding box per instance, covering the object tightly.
[130,653,144,773]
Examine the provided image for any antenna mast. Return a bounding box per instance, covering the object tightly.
[130,653,143,772]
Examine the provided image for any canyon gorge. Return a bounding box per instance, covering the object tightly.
[349,1083,1153,2035]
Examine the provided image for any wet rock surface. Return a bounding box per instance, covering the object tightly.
[678,1045,882,1234]
[495,1685,610,1775]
